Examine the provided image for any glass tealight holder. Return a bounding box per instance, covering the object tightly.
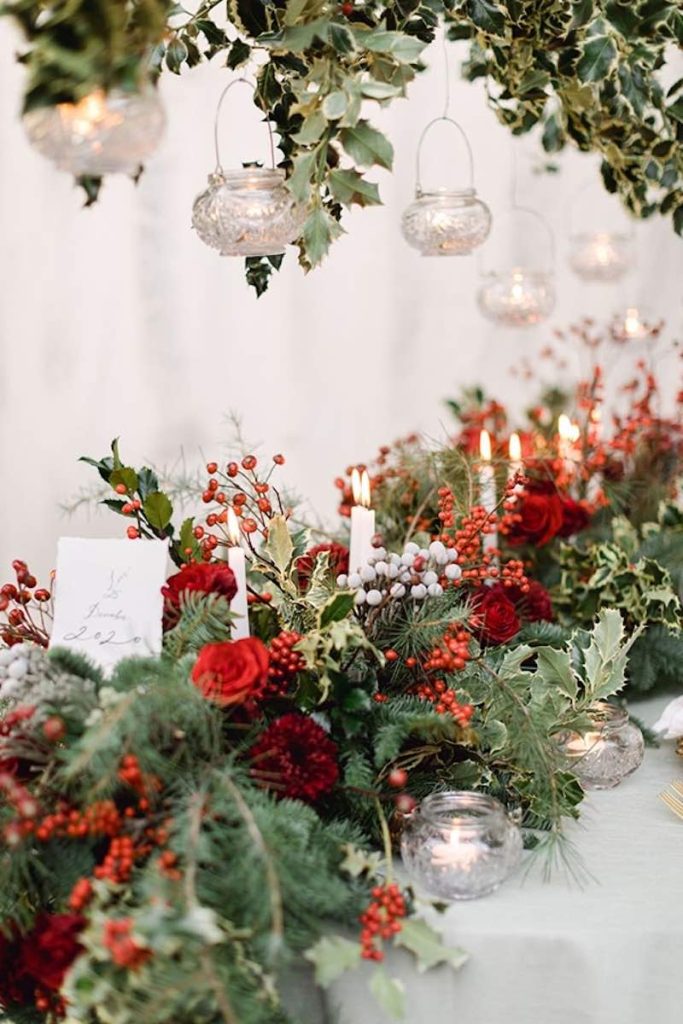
[400,791,522,901]
[558,702,644,790]
[192,168,306,257]
[402,188,491,256]
[23,88,166,175]
[477,267,555,328]
[568,231,633,283]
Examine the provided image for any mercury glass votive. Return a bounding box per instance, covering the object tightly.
[568,231,633,283]
[192,168,306,257]
[477,267,555,327]
[558,702,644,790]
[400,791,522,901]
[23,88,166,175]
[401,188,491,256]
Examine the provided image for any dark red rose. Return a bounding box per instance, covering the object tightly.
[162,562,237,629]
[508,490,564,547]
[18,914,85,994]
[296,543,350,591]
[505,581,554,623]
[558,497,591,538]
[249,713,339,802]
[472,586,521,645]
[0,925,31,1007]
[191,638,269,707]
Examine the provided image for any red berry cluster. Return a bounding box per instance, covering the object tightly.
[118,753,161,806]
[69,878,93,912]
[103,918,151,971]
[34,800,122,842]
[416,679,474,724]
[359,883,407,961]
[95,835,137,883]
[265,631,305,696]
[0,769,40,825]
[0,560,51,647]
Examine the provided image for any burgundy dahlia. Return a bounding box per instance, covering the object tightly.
[249,714,339,802]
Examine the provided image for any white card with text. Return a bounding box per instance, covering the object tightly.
[50,538,168,673]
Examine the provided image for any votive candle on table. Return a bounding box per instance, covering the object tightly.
[226,507,250,639]
[349,468,375,573]
[478,429,498,553]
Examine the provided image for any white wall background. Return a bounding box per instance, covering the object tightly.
[1,22,681,579]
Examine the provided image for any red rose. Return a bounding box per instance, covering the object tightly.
[558,497,590,538]
[472,586,521,645]
[249,713,339,802]
[162,562,237,629]
[296,543,350,591]
[508,490,564,547]
[0,925,30,1007]
[191,638,269,707]
[19,914,85,993]
[505,581,554,623]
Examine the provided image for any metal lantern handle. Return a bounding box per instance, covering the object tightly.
[477,203,556,274]
[213,77,276,173]
[415,116,475,196]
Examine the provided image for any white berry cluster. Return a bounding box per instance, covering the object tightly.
[337,541,462,607]
[0,643,96,713]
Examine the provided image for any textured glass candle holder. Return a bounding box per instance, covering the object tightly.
[558,702,644,790]
[402,188,491,256]
[402,116,491,257]
[192,168,306,257]
[23,88,165,175]
[400,791,522,901]
[477,268,555,327]
[569,232,633,283]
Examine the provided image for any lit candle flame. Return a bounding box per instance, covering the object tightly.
[227,506,241,546]
[557,414,573,442]
[623,307,641,338]
[569,421,581,444]
[479,429,492,462]
[351,468,371,509]
[508,432,522,463]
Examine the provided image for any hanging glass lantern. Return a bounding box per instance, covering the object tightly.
[192,79,306,259]
[477,207,556,328]
[609,306,661,344]
[402,117,491,256]
[23,87,165,176]
[566,179,635,284]
[569,231,633,283]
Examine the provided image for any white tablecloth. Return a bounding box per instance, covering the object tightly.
[287,698,683,1024]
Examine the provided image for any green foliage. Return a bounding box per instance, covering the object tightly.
[4,1,681,292]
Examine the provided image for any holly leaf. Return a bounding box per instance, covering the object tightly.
[369,970,406,1019]
[264,515,294,573]
[109,467,139,494]
[395,918,469,974]
[322,90,348,120]
[179,518,201,563]
[294,111,327,144]
[318,592,355,628]
[536,646,578,701]
[302,207,344,266]
[143,492,173,532]
[577,35,617,83]
[340,121,393,169]
[360,29,427,64]
[468,0,507,35]
[304,935,361,986]
[328,168,381,207]
[288,150,318,202]
[340,843,383,878]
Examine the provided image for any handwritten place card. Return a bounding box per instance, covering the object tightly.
[50,538,169,673]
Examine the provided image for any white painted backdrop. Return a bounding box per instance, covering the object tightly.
[0,22,681,579]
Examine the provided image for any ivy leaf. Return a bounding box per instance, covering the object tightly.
[328,168,381,207]
[264,515,294,573]
[468,0,507,35]
[143,492,173,532]
[395,918,469,973]
[340,121,393,169]
[577,35,617,83]
[318,592,355,628]
[304,935,361,986]
[369,969,406,1019]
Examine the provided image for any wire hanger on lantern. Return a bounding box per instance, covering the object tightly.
[212,76,277,174]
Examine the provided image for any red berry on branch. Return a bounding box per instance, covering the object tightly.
[227,462,239,477]
[115,483,128,495]
[273,454,285,465]
[43,717,66,743]
[388,768,408,789]
[242,455,257,471]
[126,527,140,540]
[394,794,417,814]
[206,461,218,474]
